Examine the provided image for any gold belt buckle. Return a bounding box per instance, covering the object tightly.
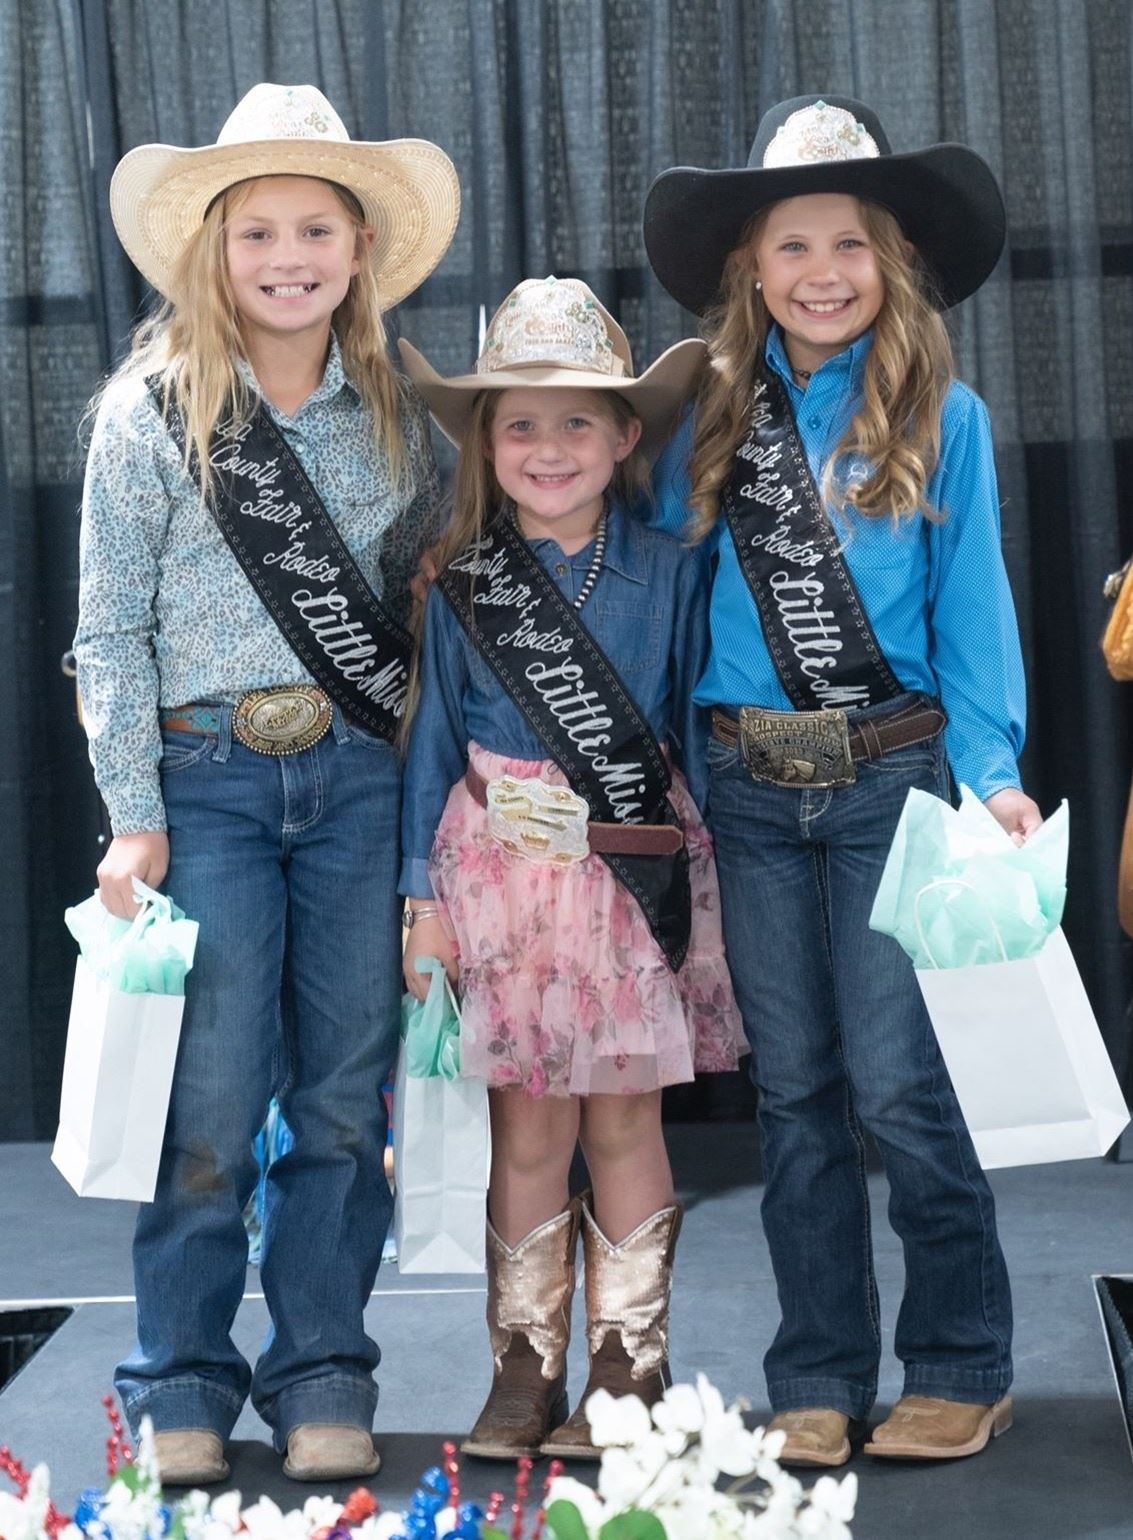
[233,686,333,755]
[485,775,591,865]
[738,705,856,788]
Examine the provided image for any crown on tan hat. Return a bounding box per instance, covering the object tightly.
[110,83,460,307]
[399,276,705,462]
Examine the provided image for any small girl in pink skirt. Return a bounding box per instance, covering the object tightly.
[398,277,744,1461]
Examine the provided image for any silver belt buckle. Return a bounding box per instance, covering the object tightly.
[738,706,856,788]
[232,686,333,755]
[485,775,591,864]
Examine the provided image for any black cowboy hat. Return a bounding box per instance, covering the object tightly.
[643,95,1006,316]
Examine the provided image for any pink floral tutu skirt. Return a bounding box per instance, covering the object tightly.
[428,742,745,1098]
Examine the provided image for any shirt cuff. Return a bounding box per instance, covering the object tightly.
[950,753,1022,804]
[397,856,435,899]
[105,789,168,837]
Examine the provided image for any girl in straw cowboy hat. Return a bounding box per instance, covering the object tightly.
[398,276,743,1461]
[74,83,458,1486]
[644,95,1042,1468]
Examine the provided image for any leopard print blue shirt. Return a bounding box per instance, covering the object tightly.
[75,337,442,834]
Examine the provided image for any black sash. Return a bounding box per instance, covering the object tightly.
[149,380,412,742]
[439,516,691,972]
[722,373,904,712]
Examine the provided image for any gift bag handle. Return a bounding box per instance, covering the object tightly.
[914,877,1010,970]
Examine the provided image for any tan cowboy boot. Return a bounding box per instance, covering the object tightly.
[542,1194,683,1461]
[152,1430,229,1486]
[865,1394,1013,1459]
[766,1409,866,1468]
[461,1199,582,1459]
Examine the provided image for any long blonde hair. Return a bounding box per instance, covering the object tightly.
[95,177,409,497]
[688,199,953,539]
[400,387,651,740]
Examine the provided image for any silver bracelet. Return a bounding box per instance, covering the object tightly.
[405,905,441,929]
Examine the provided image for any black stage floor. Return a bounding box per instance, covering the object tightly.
[1,1127,1130,1538]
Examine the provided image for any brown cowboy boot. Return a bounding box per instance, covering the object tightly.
[461,1199,581,1459]
[542,1193,683,1461]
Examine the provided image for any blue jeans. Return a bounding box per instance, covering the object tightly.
[115,707,402,1448]
[707,703,1012,1418]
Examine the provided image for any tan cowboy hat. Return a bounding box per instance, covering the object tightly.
[109,83,460,307]
[398,276,705,462]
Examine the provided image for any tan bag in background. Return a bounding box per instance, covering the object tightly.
[1102,559,1133,681]
[1120,772,1133,940]
[1102,559,1133,935]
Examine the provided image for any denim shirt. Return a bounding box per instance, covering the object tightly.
[75,338,442,835]
[399,504,712,898]
[651,326,1026,800]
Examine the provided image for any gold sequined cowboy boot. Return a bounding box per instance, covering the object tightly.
[461,1198,582,1459]
[542,1193,683,1460]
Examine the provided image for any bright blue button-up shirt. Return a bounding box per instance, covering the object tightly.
[399,505,712,898]
[651,327,1026,800]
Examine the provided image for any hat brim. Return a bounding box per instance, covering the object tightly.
[110,136,460,307]
[398,338,707,463]
[643,144,1005,315]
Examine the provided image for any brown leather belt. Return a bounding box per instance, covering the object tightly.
[712,701,946,763]
[464,766,684,856]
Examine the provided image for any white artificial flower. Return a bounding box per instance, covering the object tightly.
[809,1473,857,1523]
[597,1430,670,1510]
[544,1476,606,1532]
[209,1491,243,1529]
[651,1381,704,1453]
[0,1492,37,1540]
[134,1419,161,1489]
[354,1517,414,1540]
[240,1495,295,1540]
[300,1498,341,1531]
[586,1388,653,1449]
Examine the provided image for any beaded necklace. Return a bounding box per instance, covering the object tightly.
[512,503,608,611]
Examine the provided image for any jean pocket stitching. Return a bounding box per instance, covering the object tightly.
[159,735,214,774]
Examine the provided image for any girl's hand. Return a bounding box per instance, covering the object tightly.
[983,788,1043,846]
[97,832,170,918]
[403,912,460,1000]
[409,545,440,606]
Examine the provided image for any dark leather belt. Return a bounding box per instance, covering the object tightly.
[464,765,684,856]
[713,700,946,788]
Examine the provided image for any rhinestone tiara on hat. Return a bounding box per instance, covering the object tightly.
[476,276,628,378]
[762,100,881,170]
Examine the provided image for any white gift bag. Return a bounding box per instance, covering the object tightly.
[393,1030,489,1275]
[51,957,183,1202]
[916,926,1130,1168]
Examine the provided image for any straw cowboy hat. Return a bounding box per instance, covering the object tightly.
[110,82,460,307]
[398,276,706,462]
[644,94,1006,315]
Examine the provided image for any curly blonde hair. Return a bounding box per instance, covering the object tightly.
[687,199,953,540]
[95,177,409,499]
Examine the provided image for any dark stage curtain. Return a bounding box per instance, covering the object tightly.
[2,0,1131,1137]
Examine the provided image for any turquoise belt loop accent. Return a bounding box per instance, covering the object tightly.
[160,704,224,735]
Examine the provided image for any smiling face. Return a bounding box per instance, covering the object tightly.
[487,387,642,549]
[752,193,886,374]
[224,175,365,352]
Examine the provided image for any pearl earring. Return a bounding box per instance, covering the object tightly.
[755,280,762,290]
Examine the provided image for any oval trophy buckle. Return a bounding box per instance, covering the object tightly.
[233,686,333,755]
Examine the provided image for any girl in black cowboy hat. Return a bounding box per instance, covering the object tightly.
[644,95,1041,1468]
